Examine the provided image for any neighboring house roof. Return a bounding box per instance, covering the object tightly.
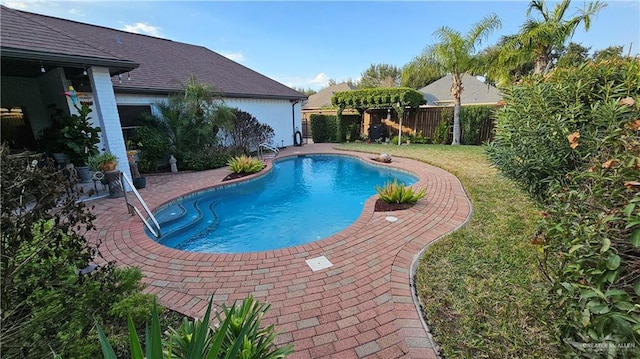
[303,82,356,110]
[0,6,306,100]
[419,74,502,106]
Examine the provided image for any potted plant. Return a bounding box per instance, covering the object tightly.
[58,104,101,182]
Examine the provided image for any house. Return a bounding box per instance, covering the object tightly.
[0,6,306,178]
[419,73,502,106]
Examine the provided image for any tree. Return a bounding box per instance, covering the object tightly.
[501,0,606,75]
[400,55,445,89]
[291,87,317,96]
[555,42,591,68]
[426,13,501,145]
[593,45,624,61]
[359,63,401,88]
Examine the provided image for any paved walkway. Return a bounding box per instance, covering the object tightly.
[88,144,472,359]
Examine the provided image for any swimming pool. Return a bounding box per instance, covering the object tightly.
[153,155,417,253]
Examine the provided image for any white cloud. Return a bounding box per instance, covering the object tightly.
[69,8,84,16]
[221,52,245,62]
[280,72,331,90]
[121,22,162,37]
[2,1,32,9]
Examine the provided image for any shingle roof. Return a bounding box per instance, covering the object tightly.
[419,74,502,106]
[302,82,356,109]
[1,6,306,100]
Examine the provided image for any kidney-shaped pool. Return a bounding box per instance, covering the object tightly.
[151,154,417,253]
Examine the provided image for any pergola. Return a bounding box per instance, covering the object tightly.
[331,87,426,145]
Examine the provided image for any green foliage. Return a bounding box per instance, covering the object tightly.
[401,55,445,89]
[0,145,155,358]
[59,104,101,166]
[226,108,275,155]
[556,42,591,69]
[217,296,294,359]
[227,155,264,174]
[309,114,338,143]
[376,179,426,204]
[179,146,231,171]
[88,151,119,172]
[497,0,606,75]
[433,108,452,145]
[460,105,495,145]
[133,125,171,173]
[487,58,640,356]
[359,63,401,88]
[410,131,431,144]
[99,296,293,359]
[331,87,426,110]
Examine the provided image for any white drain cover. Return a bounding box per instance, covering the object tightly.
[386,216,398,222]
[305,256,333,271]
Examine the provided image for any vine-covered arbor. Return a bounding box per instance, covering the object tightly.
[331,87,426,145]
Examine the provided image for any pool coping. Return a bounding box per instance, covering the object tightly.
[88,144,472,359]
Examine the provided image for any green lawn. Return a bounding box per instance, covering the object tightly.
[336,143,557,358]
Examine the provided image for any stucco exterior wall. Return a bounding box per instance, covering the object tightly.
[115,94,302,147]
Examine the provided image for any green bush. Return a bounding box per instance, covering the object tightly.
[178,146,231,171]
[228,155,264,174]
[310,114,338,143]
[133,126,171,173]
[487,58,640,357]
[376,179,426,204]
[460,105,494,145]
[0,145,155,358]
[433,108,451,145]
[99,296,293,359]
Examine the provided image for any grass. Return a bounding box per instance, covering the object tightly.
[336,143,557,358]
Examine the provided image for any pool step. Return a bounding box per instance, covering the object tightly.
[156,199,220,247]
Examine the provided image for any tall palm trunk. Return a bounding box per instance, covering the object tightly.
[451,74,463,145]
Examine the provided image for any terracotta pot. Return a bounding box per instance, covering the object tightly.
[100,161,117,171]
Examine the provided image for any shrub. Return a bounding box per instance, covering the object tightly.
[376,179,426,204]
[226,108,275,155]
[0,144,155,358]
[133,126,171,173]
[228,155,264,174]
[310,114,338,143]
[460,105,495,145]
[433,108,452,144]
[178,146,231,171]
[98,296,293,359]
[486,58,640,357]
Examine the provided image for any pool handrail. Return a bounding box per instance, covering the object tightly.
[121,172,162,238]
[258,142,279,160]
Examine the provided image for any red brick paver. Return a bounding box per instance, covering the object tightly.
[88,144,472,358]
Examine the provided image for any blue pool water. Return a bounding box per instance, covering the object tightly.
[153,155,417,253]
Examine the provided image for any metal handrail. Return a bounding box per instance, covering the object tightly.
[121,172,162,238]
[258,142,279,160]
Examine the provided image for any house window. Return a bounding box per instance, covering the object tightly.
[117,105,151,145]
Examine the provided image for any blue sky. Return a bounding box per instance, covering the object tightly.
[3,1,639,90]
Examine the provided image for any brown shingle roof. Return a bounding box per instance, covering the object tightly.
[302,82,356,109]
[1,6,306,100]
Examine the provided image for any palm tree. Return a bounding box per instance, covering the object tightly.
[503,0,606,75]
[426,14,501,145]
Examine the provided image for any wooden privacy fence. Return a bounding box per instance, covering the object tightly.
[368,105,497,144]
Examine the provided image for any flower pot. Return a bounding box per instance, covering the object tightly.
[132,177,146,189]
[52,152,70,167]
[100,161,117,172]
[76,166,92,183]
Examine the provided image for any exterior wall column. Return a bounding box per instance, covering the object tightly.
[88,67,132,181]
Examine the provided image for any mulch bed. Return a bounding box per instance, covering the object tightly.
[374,199,414,212]
[222,169,263,182]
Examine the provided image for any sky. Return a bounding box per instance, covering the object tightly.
[2,0,639,90]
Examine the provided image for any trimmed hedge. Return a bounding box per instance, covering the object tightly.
[310,114,338,143]
[331,87,426,109]
[460,105,495,145]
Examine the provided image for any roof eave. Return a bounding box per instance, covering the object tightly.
[114,87,307,101]
[1,47,139,73]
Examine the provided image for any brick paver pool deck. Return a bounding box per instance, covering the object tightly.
[88,144,472,358]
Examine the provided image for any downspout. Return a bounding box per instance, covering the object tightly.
[291,99,299,146]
